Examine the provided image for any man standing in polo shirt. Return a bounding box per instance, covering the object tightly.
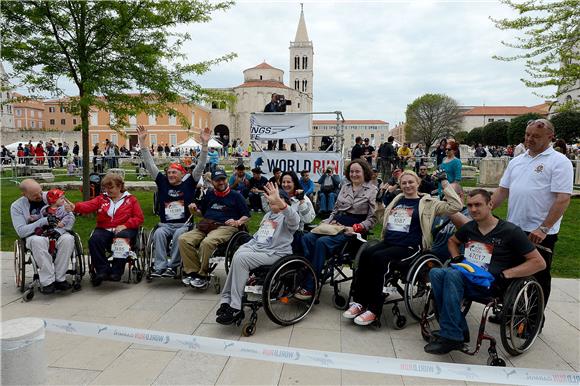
[491,118,573,312]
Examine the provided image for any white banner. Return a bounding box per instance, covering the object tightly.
[250,113,311,140]
[42,318,580,386]
[250,151,343,179]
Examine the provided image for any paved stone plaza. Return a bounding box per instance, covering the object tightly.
[1,251,578,385]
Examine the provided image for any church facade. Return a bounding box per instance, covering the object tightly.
[209,8,313,146]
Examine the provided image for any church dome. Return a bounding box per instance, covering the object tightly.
[243,62,284,83]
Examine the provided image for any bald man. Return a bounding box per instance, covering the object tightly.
[492,118,573,315]
[11,179,75,294]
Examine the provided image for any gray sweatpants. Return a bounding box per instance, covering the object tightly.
[26,233,75,286]
[220,245,283,310]
[152,222,190,270]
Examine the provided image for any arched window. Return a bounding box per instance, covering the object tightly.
[302,80,307,92]
[302,56,308,69]
[294,79,299,90]
[294,56,300,69]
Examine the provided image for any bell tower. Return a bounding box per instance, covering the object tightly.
[289,4,313,100]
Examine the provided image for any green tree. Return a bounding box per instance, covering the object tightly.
[1,0,236,199]
[482,121,509,146]
[508,113,544,144]
[404,93,463,150]
[551,111,580,143]
[465,127,484,146]
[491,0,580,98]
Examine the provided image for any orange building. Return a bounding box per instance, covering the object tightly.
[44,97,81,130]
[12,93,45,130]
[87,101,210,150]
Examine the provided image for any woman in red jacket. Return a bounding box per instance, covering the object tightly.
[67,173,144,286]
[35,142,45,165]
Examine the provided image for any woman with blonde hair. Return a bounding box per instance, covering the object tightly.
[66,172,144,286]
[342,170,462,326]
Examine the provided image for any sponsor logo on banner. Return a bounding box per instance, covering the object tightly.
[250,113,311,140]
[250,151,343,179]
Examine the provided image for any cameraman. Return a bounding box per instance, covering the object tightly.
[264,93,287,150]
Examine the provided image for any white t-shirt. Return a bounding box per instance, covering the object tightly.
[499,147,573,234]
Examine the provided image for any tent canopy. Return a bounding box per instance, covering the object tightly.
[208,138,223,148]
[178,138,200,148]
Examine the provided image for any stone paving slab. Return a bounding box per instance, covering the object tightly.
[1,251,579,385]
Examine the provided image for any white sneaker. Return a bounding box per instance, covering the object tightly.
[190,277,209,289]
[342,302,364,319]
[181,275,193,286]
[354,310,378,326]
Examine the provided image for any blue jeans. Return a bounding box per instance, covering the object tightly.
[301,232,351,291]
[152,223,190,270]
[429,267,492,342]
[318,192,336,212]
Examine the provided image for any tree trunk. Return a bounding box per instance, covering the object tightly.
[80,101,90,201]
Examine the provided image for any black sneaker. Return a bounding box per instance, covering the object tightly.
[432,329,470,343]
[162,268,176,278]
[110,273,122,282]
[41,283,55,294]
[54,281,72,291]
[216,303,230,316]
[216,305,245,325]
[150,268,165,278]
[424,336,464,355]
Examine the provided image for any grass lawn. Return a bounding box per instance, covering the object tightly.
[1,174,578,278]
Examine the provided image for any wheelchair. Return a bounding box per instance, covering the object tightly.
[420,276,545,365]
[342,240,445,329]
[144,216,194,282]
[206,228,252,293]
[87,227,148,285]
[314,234,368,309]
[233,254,318,336]
[14,230,85,302]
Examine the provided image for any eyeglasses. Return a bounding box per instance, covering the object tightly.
[445,148,452,151]
[419,168,427,171]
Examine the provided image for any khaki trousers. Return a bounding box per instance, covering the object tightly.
[178,225,239,276]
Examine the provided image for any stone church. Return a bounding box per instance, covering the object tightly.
[210,7,314,146]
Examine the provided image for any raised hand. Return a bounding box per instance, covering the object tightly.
[263,182,282,205]
[136,125,148,144]
[200,127,211,145]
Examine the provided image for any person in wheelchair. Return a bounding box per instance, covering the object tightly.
[299,159,378,300]
[11,179,76,294]
[283,171,316,249]
[179,169,250,289]
[66,173,144,286]
[424,189,546,355]
[343,170,462,326]
[136,125,209,278]
[216,183,299,325]
[275,171,315,254]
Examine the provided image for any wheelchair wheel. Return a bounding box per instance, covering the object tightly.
[144,227,155,281]
[71,232,85,290]
[404,254,442,321]
[14,239,26,293]
[263,255,317,326]
[500,278,544,356]
[224,231,251,274]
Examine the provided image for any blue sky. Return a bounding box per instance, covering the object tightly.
[183,0,553,124]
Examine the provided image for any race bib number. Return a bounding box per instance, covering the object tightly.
[111,238,130,259]
[464,241,493,269]
[254,220,277,244]
[387,207,413,233]
[165,200,185,221]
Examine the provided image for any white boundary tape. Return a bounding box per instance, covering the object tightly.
[43,318,579,385]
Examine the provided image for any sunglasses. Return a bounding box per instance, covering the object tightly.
[445,148,452,151]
